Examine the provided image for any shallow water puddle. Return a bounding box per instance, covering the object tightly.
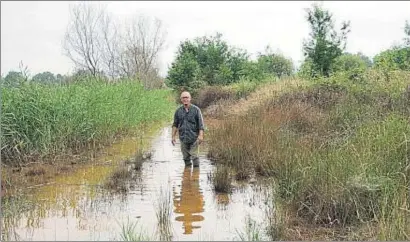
[2,127,272,241]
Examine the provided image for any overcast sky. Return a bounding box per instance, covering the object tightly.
[1,1,409,77]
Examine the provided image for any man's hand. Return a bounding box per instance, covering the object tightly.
[197,130,204,145]
[171,136,176,146]
[197,134,204,145]
[172,126,178,146]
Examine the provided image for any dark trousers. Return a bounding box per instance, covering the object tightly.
[180,141,199,167]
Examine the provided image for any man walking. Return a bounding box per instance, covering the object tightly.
[172,91,205,167]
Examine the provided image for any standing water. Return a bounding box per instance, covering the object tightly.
[2,127,273,241]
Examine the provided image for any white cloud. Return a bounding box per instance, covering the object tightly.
[1,1,409,77]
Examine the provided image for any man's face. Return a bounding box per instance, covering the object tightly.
[180,92,191,106]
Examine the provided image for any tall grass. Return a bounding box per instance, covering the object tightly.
[207,70,410,239]
[119,219,151,241]
[154,187,173,241]
[1,79,175,165]
[208,164,232,193]
[117,187,173,242]
[1,193,36,241]
[234,215,263,241]
[264,187,286,241]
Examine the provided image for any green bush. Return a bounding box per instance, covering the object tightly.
[332,53,368,81]
[257,53,294,78]
[373,47,410,72]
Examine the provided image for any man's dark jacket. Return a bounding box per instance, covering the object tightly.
[172,104,204,144]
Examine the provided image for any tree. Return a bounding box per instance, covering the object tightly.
[404,20,410,46]
[373,47,410,71]
[99,7,119,80]
[63,2,106,77]
[257,46,294,78]
[371,21,410,82]
[167,51,203,91]
[356,52,373,68]
[63,2,167,86]
[32,71,56,84]
[117,15,167,81]
[2,61,30,87]
[332,53,367,80]
[302,3,351,77]
[238,60,265,81]
[3,71,25,87]
[56,74,65,83]
[166,33,251,90]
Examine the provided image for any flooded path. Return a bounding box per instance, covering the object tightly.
[2,126,272,241]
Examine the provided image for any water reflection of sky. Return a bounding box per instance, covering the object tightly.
[2,127,272,241]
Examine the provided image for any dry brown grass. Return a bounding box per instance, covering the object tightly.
[225,77,307,117]
[24,167,46,177]
[264,198,379,241]
[200,78,307,120]
[207,94,326,178]
[193,86,236,109]
[202,98,237,119]
[206,72,410,240]
[234,161,252,181]
[1,162,78,195]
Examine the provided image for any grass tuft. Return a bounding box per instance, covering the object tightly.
[209,164,232,193]
[154,187,173,241]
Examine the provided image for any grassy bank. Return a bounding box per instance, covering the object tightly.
[1,79,176,166]
[189,78,275,110]
[206,70,410,240]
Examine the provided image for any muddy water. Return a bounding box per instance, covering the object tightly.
[2,127,272,241]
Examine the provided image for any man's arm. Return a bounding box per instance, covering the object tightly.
[197,107,205,143]
[172,126,178,145]
[172,110,179,145]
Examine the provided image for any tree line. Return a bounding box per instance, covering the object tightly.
[2,2,167,89]
[1,3,409,89]
[167,3,409,92]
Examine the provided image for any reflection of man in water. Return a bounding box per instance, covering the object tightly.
[173,167,205,234]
